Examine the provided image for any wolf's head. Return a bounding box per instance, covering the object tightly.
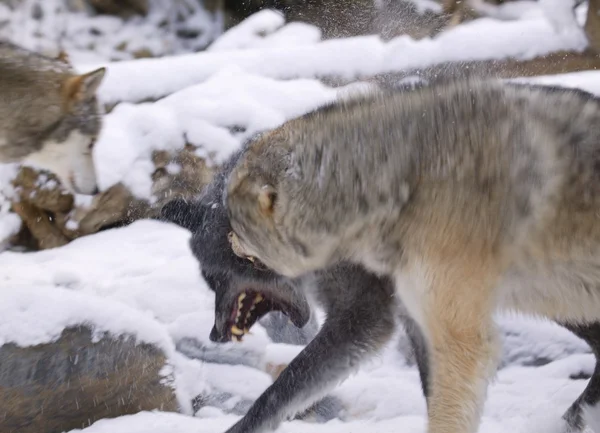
[23,67,106,195]
[225,136,339,278]
[161,196,311,343]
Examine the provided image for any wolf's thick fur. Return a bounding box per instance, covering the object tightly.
[0,41,106,194]
[165,133,600,432]
[161,152,429,433]
[226,80,600,432]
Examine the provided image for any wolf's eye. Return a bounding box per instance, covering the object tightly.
[88,138,96,150]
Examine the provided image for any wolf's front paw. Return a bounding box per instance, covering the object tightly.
[223,419,268,433]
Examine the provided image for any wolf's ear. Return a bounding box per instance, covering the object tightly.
[258,185,277,216]
[62,67,106,106]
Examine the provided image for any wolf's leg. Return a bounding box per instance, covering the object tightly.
[399,307,430,401]
[401,254,501,433]
[561,322,600,432]
[223,278,395,433]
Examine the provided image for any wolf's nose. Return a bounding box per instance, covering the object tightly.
[90,186,99,195]
[209,326,220,342]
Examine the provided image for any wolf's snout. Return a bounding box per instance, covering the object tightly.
[69,168,99,196]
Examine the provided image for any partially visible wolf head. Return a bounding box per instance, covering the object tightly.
[160,158,311,343]
[0,41,106,195]
[225,122,350,278]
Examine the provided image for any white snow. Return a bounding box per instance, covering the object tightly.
[1,4,600,433]
[0,208,593,433]
[0,0,222,63]
[69,5,592,201]
[85,11,588,106]
[208,9,322,52]
[94,69,338,197]
[468,0,546,21]
[0,164,21,249]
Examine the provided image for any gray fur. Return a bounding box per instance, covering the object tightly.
[225,80,600,278]
[0,40,105,194]
[163,125,600,432]
[161,152,428,432]
[225,79,600,432]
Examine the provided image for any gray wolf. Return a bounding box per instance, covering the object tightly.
[225,79,600,433]
[163,123,600,432]
[0,41,106,195]
[161,151,428,433]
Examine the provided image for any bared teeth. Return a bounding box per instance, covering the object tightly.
[238,293,247,302]
[231,325,244,336]
[255,294,264,303]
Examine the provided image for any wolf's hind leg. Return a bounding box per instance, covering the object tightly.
[561,322,600,432]
[399,305,430,402]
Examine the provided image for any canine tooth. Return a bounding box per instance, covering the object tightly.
[255,294,264,302]
[238,293,247,302]
[250,305,256,312]
[231,325,244,336]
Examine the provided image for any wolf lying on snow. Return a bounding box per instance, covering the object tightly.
[0,41,106,194]
[224,79,600,433]
[163,84,600,431]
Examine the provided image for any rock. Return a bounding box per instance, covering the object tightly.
[70,183,149,236]
[0,326,177,433]
[150,144,215,213]
[586,0,600,53]
[7,144,214,251]
[133,48,154,59]
[13,167,74,214]
[89,0,149,17]
[11,200,71,250]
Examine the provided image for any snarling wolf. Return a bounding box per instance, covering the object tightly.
[163,96,600,430]
[225,79,600,432]
[162,151,429,432]
[0,41,105,194]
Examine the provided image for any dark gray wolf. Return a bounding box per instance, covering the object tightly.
[162,151,429,432]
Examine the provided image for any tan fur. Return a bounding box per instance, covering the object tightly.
[399,185,506,432]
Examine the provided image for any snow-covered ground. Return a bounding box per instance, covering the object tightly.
[0,220,594,433]
[2,1,600,432]
[0,0,222,62]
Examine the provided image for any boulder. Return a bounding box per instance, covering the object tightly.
[0,326,177,433]
[7,144,214,251]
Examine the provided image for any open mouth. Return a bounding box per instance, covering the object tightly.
[226,290,297,342]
